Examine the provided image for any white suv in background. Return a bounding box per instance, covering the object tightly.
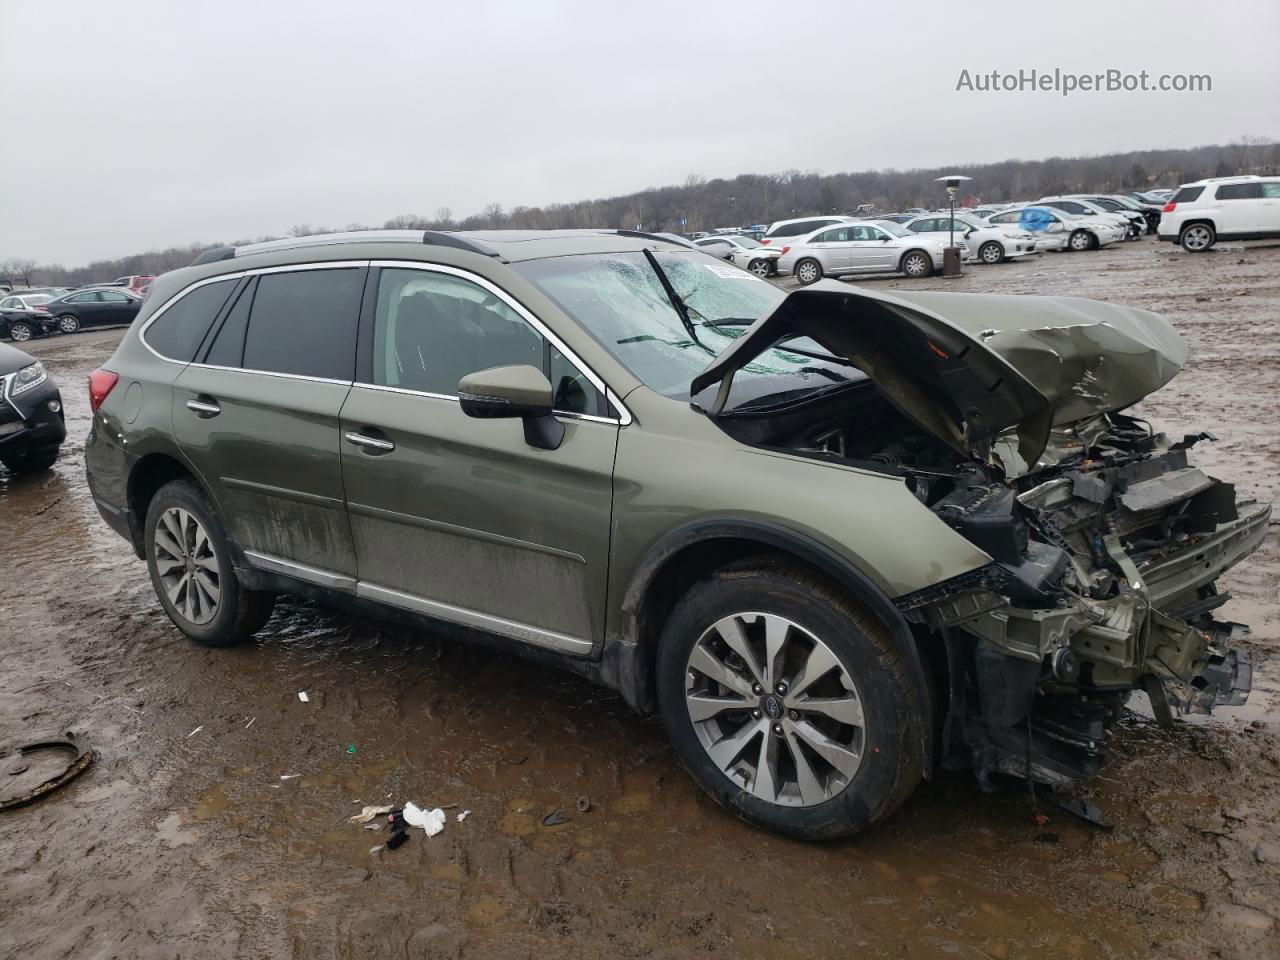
[1158,176,1280,251]
[760,215,856,247]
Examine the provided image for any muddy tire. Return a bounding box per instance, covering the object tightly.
[144,479,274,647]
[656,562,923,840]
[1180,222,1215,252]
[794,258,822,285]
[1,444,59,474]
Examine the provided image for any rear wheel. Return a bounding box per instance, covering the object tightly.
[57,314,80,334]
[900,250,932,277]
[978,241,1005,264]
[7,321,34,342]
[145,479,275,647]
[795,258,822,285]
[1,444,59,474]
[656,563,923,840]
[748,259,772,278]
[1068,229,1093,252]
[1180,223,1215,252]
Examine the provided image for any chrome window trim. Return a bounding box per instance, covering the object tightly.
[348,380,626,425]
[186,362,353,387]
[367,259,633,426]
[139,260,369,365]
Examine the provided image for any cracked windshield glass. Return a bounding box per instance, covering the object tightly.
[514,251,855,407]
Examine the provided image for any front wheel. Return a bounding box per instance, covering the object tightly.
[145,479,275,647]
[748,259,772,278]
[1180,223,1215,252]
[900,250,932,277]
[794,258,822,285]
[978,241,1005,264]
[1068,229,1093,252]
[656,563,923,840]
[57,314,81,334]
[7,321,35,342]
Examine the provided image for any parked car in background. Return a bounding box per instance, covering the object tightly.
[1077,194,1163,234]
[760,215,856,247]
[112,275,157,293]
[902,213,1037,264]
[1037,197,1143,240]
[1,305,53,342]
[778,221,960,282]
[43,287,142,333]
[875,213,916,224]
[0,341,65,473]
[0,292,54,313]
[986,206,1122,252]
[693,234,782,277]
[1158,176,1280,251]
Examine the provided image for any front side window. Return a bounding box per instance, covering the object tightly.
[100,290,133,303]
[241,268,362,380]
[814,227,850,243]
[1263,183,1280,198]
[369,267,604,416]
[0,298,17,309]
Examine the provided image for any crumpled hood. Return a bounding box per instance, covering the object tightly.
[691,283,1188,469]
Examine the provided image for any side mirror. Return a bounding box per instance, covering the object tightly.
[881,236,891,241]
[458,364,564,450]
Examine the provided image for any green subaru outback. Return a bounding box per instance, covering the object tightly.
[85,229,1268,838]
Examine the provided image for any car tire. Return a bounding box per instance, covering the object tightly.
[795,258,822,285]
[656,562,923,840]
[0,443,59,474]
[900,250,932,278]
[748,259,772,278]
[57,314,80,334]
[978,241,1005,264]
[145,478,275,647]
[1068,229,1093,252]
[7,321,35,342]
[1179,223,1215,253]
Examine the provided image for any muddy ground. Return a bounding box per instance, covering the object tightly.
[2,238,1278,960]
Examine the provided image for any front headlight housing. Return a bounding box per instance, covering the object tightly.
[9,361,47,397]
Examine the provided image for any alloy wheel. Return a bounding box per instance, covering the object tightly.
[683,612,867,807]
[1069,231,1092,251]
[58,315,80,334]
[980,242,1003,264]
[797,261,819,283]
[750,260,771,278]
[1182,225,1212,251]
[153,507,221,625]
[903,253,929,277]
[9,323,32,342]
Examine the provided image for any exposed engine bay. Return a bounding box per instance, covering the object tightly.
[718,378,1270,787]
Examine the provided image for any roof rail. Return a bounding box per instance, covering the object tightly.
[614,229,686,245]
[189,230,499,266]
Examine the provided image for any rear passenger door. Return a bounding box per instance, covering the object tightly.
[1259,182,1280,233]
[172,262,366,580]
[1214,183,1263,235]
[337,262,620,654]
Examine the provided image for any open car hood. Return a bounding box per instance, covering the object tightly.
[690,283,1188,470]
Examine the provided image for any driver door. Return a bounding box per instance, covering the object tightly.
[338,263,620,654]
[848,225,897,270]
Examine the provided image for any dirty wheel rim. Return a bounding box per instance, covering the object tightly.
[684,612,866,807]
[980,242,1003,263]
[904,253,928,276]
[797,261,818,283]
[1070,231,1091,251]
[1182,226,1211,251]
[154,507,221,625]
[10,324,31,342]
[58,315,79,333]
[750,260,771,277]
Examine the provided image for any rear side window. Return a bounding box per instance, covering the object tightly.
[145,279,236,361]
[1172,186,1205,203]
[1263,183,1280,199]
[241,268,363,380]
[1215,183,1262,200]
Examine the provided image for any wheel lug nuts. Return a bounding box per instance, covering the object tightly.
[772,723,783,736]
[775,682,788,695]
[752,709,762,719]
[789,710,799,721]
[751,684,762,695]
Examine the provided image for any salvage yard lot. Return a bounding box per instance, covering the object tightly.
[2,239,1278,958]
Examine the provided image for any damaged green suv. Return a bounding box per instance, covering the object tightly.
[85,230,1269,839]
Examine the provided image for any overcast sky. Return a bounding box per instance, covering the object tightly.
[2,0,1277,265]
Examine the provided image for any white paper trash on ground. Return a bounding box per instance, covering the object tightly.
[403,802,446,837]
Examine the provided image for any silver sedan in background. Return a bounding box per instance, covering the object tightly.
[692,234,782,276]
[776,221,962,283]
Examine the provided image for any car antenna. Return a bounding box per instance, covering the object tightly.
[641,248,706,350]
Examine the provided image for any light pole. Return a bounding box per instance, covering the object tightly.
[934,174,971,277]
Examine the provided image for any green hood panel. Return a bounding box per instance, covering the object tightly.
[692,283,1187,468]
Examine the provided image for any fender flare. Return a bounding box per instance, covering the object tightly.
[620,517,934,776]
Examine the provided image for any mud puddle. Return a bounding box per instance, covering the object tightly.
[2,244,1279,959]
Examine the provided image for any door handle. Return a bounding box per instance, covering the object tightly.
[344,431,395,453]
[186,397,221,417]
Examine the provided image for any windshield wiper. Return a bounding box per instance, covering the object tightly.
[700,317,757,328]
[642,249,708,350]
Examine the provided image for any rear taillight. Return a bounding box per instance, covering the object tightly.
[88,368,119,412]
[781,246,791,255]
[760,238,770,245]
[1162,202,1176,213]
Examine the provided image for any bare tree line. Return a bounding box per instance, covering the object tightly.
[7,137,1276,287]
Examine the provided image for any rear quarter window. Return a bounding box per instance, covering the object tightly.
[144,279,237,361]
[1172,186,1205,203]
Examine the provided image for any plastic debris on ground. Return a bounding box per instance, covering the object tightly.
[542,809,569,827]
[297,691,309,703]
[349,804,394,824]
[186,725,203,738]
[403,802,446,837]
[456,810,470,822]
[345,743,356,755]
[576,795,591,813]
[280,774,301,781]
[386,830,408,850]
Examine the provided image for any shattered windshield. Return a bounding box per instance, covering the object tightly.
[513,250,857,406]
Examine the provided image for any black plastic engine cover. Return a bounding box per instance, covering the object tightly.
[933,482,1029,565]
